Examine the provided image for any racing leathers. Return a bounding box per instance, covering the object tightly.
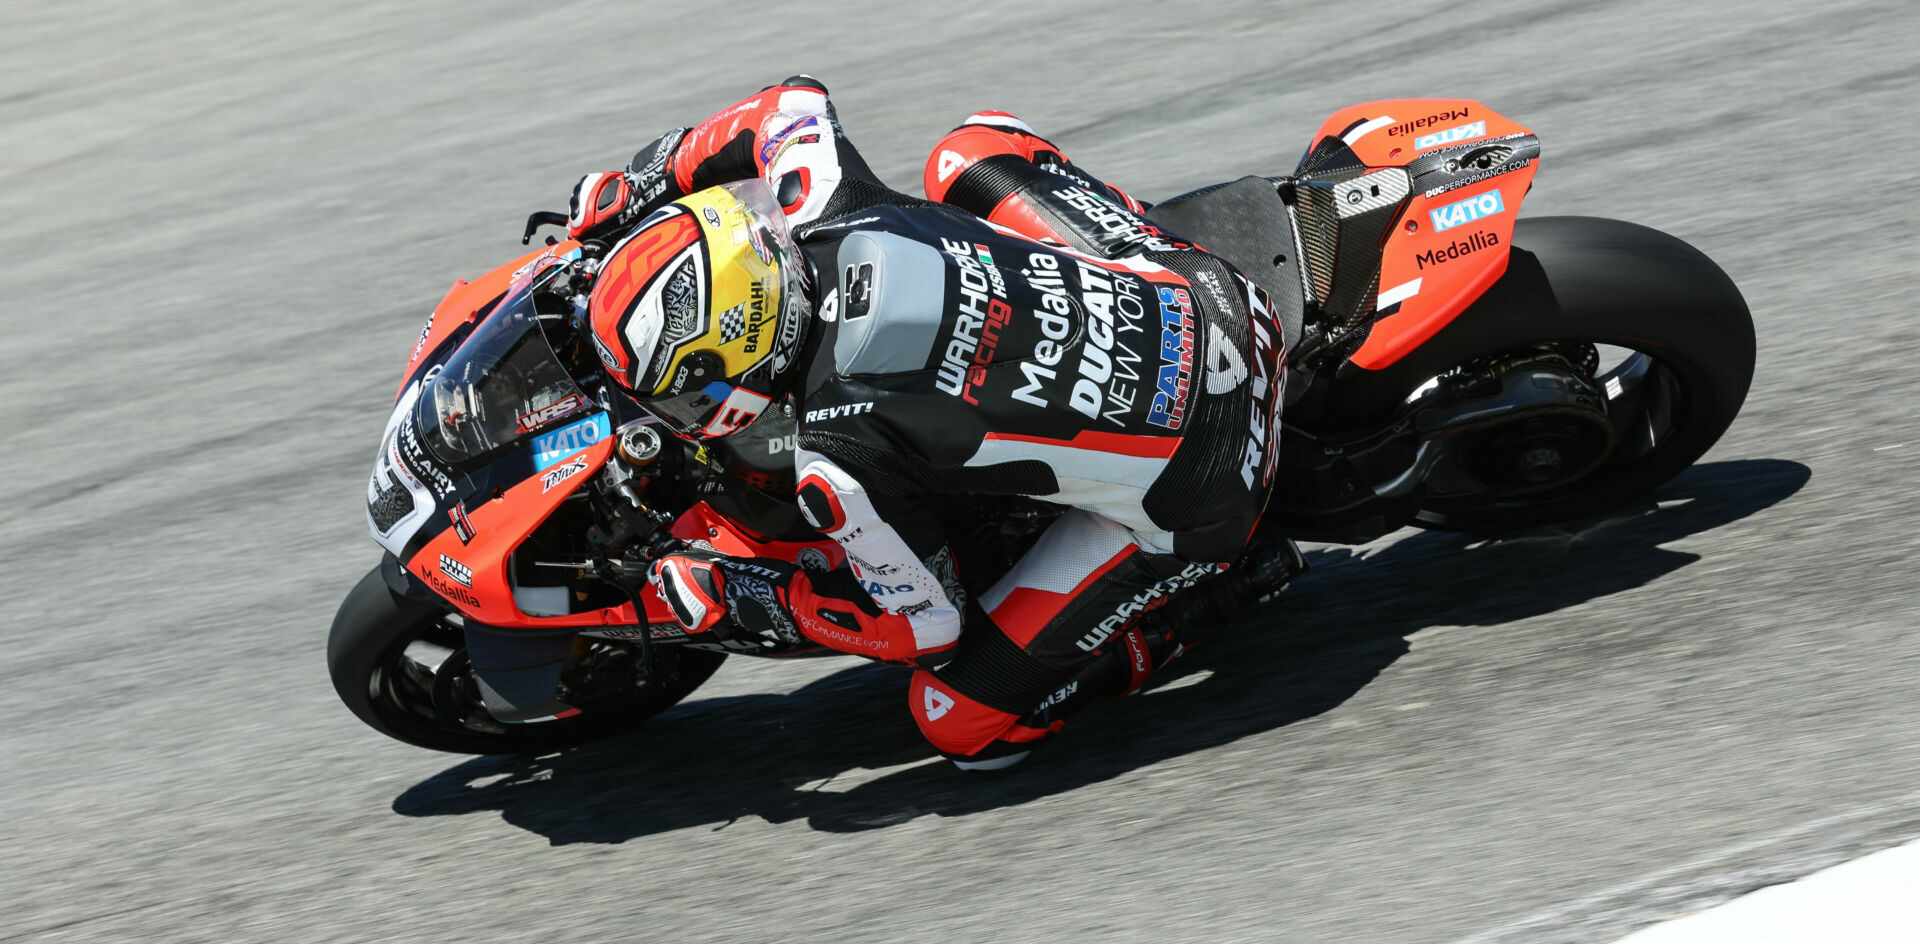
[608,77,1288,766]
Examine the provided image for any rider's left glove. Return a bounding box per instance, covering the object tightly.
[648,550,800,647]
[648,550,731,635]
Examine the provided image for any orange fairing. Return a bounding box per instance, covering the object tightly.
[397,240,583,399]
[1307,100,1538,370]
[407,434,617,627]
[410,476,844,630]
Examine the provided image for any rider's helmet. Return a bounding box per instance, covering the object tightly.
[588,178,812,438]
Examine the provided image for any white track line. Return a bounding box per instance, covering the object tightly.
[1614,836,1920,943]
[1448,788,1920,944]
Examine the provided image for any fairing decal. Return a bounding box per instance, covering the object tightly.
[1299,99,1539,371]
[404,434,617,622]
[366,381,437,558]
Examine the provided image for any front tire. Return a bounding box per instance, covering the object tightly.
[327,566,726,754]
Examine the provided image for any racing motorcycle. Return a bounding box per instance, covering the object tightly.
[329,98,1754,754]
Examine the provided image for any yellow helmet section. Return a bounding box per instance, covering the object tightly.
[645,187,785,395]
[589,176,808,439]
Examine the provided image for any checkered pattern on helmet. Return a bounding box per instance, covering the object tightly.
[718,304,747,343]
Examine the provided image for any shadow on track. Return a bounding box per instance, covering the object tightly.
[391,458,1809,842]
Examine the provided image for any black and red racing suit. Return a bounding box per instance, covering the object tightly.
[626,77,1288,764]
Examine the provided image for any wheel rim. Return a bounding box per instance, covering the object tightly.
[365,613,524,738]
[1415,340,1696,522]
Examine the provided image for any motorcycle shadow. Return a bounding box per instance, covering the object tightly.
[392,458,1809,842]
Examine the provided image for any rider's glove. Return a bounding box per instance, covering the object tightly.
[563,128,690,243]
[648,549,800,647]
[625,127,688,209]
[649,551,730,635]
[565,171,636,243]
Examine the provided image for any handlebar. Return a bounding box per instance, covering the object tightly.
[522,210,569,245]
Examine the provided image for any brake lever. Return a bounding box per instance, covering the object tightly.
[635,527,687,563]
[522,210,569,245]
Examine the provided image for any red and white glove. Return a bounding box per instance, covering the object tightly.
[565,172,635,242]
[564,128,690,242]
[648,549,948,665]
[647,551,732,635]
[648,549,814,649]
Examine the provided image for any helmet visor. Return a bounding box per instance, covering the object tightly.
[721,176,806,293]
[414,271,593,468]
[720,178,812,367]
[638,353,775,438]
[642,384,722,435]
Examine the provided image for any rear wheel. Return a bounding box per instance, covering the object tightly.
[1342,217,1755,533]
[1416,336,1746,532]
[327,566,726,754]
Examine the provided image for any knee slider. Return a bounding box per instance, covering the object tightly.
[774,74,828,93]
[910,670,1023,757]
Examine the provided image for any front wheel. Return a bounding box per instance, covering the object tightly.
[327,566,726,754]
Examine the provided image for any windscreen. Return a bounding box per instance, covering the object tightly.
[413,278,594,468]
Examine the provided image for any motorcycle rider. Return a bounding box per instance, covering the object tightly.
[571,76,1288,769]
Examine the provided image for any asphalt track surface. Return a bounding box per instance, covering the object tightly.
[5,1,1918,941]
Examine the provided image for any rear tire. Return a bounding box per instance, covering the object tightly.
[327,566,726,754]
[1340,217,1755,533]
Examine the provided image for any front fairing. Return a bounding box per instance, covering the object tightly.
[366,264,618,620]
[365,240,842,641]
[365,387,614,610]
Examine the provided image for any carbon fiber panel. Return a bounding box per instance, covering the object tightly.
[1297,181,1339,304]
[1404,133,1541,198]
[1291,136,1415,357]
[1143,176,1305,350]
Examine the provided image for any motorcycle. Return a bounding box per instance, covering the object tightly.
[329,98,1754,754]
